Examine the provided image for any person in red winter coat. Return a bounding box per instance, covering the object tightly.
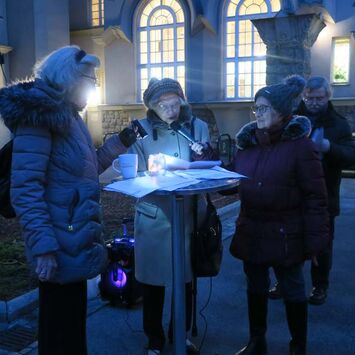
[229,76,329,355]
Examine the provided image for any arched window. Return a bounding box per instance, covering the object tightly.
[224,0,280,99]
[90,0,104,27]
[137,0,185,100]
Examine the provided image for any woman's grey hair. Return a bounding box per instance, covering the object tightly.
[33,45,100,91]
[304,76,332,98]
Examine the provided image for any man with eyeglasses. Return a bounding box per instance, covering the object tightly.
[269,76,355,305]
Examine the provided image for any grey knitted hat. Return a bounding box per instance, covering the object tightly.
[255,75,306,117]
[143,78,185,108]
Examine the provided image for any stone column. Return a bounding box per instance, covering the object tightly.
[252,14,326,85]
[0,0,9,87]
[33,0,70,60]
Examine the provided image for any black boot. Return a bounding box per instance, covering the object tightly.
[235,292,268,355]
[285,301,308,355]
[268,282,282,300]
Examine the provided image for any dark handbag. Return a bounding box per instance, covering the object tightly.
[192,194,223,277]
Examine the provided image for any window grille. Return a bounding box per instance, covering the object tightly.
[137,0,185,100]
[224,0,280,99]
[91,0,104,27]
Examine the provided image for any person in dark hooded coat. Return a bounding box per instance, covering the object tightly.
[269,76,355,305]
[0,46,138,355]
[295,76,355,305]
[228,76,329,355]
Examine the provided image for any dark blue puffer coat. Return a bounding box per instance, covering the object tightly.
[0,79,126,284]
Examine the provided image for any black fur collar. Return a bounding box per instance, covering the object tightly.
[0,79,74,134]
[236,115,312,150]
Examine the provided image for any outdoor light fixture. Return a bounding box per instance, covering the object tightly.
[87,86,101,106]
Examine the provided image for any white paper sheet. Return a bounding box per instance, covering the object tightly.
[104,173,200,198]
[173,166,246,180]
[161,154,222,170]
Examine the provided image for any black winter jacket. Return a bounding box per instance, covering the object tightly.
[297,101,355,216]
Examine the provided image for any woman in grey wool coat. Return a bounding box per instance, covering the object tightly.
[128,78,214,355]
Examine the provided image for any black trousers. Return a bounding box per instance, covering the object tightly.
[311,215,335,290]
[244,261,306,302]
[38,280,87,355]
[142,282,193,351]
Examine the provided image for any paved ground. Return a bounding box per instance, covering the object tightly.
[84,179,355,355]
[2,178,355,355]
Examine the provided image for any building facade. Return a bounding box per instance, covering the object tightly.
[0,0,354,145]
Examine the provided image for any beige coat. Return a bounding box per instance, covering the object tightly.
[128,109,210,286]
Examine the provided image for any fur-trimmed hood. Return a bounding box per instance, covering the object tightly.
[0,79,75,134]
[236,115,312,150]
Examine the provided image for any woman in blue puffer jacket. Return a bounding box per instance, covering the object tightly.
[0,46,137,355]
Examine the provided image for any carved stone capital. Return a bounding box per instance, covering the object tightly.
[191,15,216,36]
[0,45,12,55]
[252,14,326,84]
[252,14,325,48]
[93,26,131,47]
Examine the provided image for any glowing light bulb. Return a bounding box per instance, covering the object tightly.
[110,268,127,288]
[148,153,166,176]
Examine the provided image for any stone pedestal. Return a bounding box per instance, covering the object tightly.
[252,14,326,85]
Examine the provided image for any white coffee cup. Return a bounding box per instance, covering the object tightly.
[112,154,138,179]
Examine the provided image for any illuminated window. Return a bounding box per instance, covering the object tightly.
[91,0,104,27]
[137,0,185,100]
[331,37,350,84]
[224,0,280,99]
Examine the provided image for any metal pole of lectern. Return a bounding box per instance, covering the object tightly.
[171,194,186,355]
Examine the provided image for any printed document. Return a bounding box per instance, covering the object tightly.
[104,172,200,198]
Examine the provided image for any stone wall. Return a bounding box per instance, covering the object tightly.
[102,109,131,135]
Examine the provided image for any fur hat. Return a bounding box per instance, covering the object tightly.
[255,75,306,117]
[143,78,185,108]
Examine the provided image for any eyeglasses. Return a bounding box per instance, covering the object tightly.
[81,74,97,85]
[251,105,272,114]
[303,96,327,103]
[156,100,181,113]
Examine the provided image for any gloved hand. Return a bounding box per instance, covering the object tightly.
[118,127,137,148]
[190,142,206,155]
[311,127,330,153]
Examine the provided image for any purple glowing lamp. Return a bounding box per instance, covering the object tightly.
[110,267,127,288]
